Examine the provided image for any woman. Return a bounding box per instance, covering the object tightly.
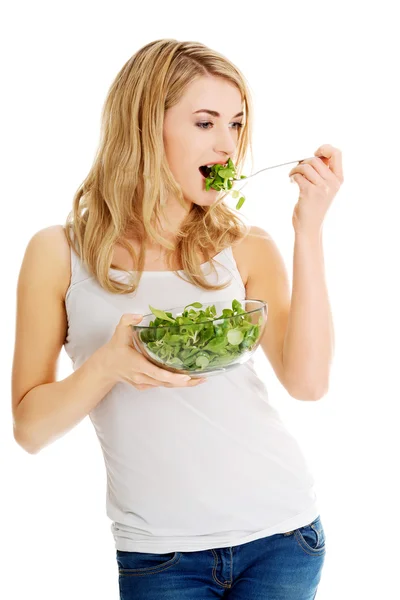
[12,39,343,599]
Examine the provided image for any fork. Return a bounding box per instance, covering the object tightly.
[232,155,319,184]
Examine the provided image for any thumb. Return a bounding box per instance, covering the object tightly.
[120,313,143,325]
[115,313,143,345]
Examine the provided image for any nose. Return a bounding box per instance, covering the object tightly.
[214,127,237,157]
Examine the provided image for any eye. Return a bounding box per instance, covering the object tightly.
[196,122,243,130]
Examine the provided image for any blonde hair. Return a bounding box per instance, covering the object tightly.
[64,39,259,294]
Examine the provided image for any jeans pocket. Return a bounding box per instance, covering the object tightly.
[116,550,182,576]
[296,516,326,555]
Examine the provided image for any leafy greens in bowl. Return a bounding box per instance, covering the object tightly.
[131,299,268,378]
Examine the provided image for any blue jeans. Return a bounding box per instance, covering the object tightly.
[116,515,326,599]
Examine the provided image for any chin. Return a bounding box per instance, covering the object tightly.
[195,197,219,208]
[184,192,219,207]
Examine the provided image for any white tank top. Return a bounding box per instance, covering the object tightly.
[64,235,319,553]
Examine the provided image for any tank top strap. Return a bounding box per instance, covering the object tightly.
[66,228,92,299]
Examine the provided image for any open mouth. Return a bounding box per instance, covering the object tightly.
[199,163,228,179]
[199,166,211,179]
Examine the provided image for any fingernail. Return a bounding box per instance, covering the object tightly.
[180,375,191,381]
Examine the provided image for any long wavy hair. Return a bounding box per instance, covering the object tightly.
[64,39,259,294]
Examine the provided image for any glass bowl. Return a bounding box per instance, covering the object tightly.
[131,298,268,378]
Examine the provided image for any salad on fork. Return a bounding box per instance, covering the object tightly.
[199,155,319,210]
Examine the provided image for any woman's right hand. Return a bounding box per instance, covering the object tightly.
[101,314,206,391]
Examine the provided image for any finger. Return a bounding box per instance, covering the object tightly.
[144,366,193,386]
[314,145,344,183]
[136,354,190,385]
[137,377,205,389]
[130,372,188,387]
[290,164,322,185]
[298,157,331,179]
[172,378,206,387]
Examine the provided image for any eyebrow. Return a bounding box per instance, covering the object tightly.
[193,109,244,118]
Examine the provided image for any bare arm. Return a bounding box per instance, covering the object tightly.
[282,230,334,398]
[14,346,116,454]
[11,226,116,453]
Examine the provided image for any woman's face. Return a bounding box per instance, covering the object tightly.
[163,75,244,211]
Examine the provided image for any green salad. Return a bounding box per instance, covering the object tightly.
[201,158,247,210]
[137,299,262,371]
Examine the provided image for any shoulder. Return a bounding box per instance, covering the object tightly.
[242,225,282,262]
[24,225,72,301]
[231,224,272,268]
[235,225,273,253]
[246,225,273,243]
[234,224,289,289]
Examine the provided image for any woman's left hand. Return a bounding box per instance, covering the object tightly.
[288,144,344,236]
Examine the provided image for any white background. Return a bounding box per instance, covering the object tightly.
[2,1,399,598]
